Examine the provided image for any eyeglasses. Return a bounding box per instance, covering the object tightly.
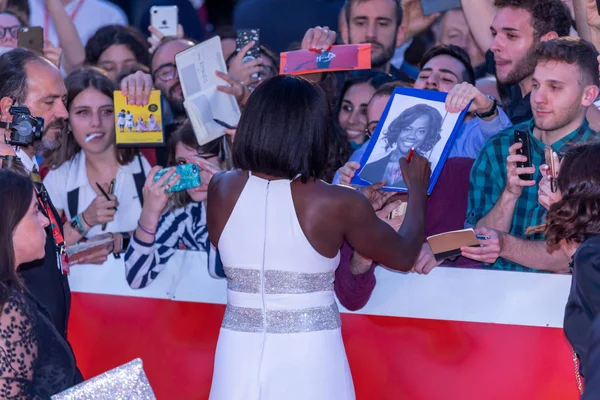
[0,26,21,40]
[152,63,178,82]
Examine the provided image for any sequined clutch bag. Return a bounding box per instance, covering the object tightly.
[51,358,156,400]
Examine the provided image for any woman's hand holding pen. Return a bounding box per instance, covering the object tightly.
[82,184,119,229]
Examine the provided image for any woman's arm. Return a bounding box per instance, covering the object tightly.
[44,0,85,73]
[125,208,189,289]
[334,242,376,311]
[125,166,182,289]
[341,155,430,272]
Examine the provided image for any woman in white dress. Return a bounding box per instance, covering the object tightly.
[205,75,430,400]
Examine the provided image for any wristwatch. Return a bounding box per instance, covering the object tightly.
[475,95,498,119]
[120,232,131,253]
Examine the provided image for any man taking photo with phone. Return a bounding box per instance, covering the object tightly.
[463,37,599,273]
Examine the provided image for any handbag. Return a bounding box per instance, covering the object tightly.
[51,358,156,400]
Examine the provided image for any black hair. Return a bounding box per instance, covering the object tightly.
[494,0,572,39]
[232,75,329,182]
[0,48,48,104]
[167,119,232,208]
[0,168,33,295]
[345,0,403,27]
[383,104,443,154]
[85,25,150,68]
[419,44,476,85]
[535,37,600,87]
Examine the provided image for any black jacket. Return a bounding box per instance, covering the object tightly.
[19,186,83,384]
[564,235,600,380]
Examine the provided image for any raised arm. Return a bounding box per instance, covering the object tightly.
[342,154,430,272]
[44,0,85,73]
[460,0,496,53]
[125,166,183,289]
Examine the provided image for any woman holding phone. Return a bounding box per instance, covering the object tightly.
[43,67,151,264]
[125,120,230,288]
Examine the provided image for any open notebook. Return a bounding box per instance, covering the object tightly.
[175,36,241,145]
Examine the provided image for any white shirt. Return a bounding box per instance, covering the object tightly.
[29,0,128,48]
[14,146,38,174]
[43,151,151,238]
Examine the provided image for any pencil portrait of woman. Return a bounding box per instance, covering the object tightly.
[359,103,443,188]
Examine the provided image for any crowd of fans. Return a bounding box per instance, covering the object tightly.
[1,0,600,397]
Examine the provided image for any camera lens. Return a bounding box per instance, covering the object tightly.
[153,9,157,14]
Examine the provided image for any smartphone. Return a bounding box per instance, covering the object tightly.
[237,29,260,62]
[18,27,43,54]
[150,6,178,38]
[237,28,260,79]
[154,163,201,193]
[544,146,558,193]
[420,0,461,16]
[597,0,600,13]
[514,130,533,181]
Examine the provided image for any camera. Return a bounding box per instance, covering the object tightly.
[2,105,44,146]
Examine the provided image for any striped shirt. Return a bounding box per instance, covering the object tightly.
[124,202,224,289]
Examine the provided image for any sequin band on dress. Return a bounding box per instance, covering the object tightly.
[223,268,335,294]
[222,303,341,333]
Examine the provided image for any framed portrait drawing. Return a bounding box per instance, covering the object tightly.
[351,87,470,194]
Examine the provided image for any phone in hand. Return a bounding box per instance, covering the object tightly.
[420,0,461,16]
[237,29,260,79]
[514,129,533,181]
[544,146,558,193]
[18,27,43,54]
[150,5,178,38]
[154,163,201,193]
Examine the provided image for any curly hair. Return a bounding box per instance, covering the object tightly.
[383,104,443,154]
[494,0,572,39]
[542,142,600,246]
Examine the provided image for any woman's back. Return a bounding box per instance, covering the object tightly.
[0,285,76,398]
[209,171,355,400]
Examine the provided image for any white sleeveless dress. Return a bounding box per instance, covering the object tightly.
[209,173,355,400]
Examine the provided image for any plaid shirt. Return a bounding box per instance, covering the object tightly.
[466,119,596,272]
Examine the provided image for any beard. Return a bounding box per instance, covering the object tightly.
[367,39,396,69]
[166,83,186,119]
[499,49,537,86]
[33,118,65,153]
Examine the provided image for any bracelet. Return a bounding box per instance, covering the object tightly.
[70,214,87,236]
[80,211,92,228]
[137,221,156,236]
[475,95,498,119]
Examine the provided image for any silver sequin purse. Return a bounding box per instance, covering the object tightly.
[51,358,157,400]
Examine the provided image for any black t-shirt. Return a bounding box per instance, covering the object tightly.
[481,50,533,125]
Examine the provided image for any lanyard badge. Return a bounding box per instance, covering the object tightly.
[36,187,70,274]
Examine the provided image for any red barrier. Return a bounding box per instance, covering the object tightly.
[69,292,578,400]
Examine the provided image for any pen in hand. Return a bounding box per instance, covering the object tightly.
[96,181,117,231]
[406,148,415,163]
